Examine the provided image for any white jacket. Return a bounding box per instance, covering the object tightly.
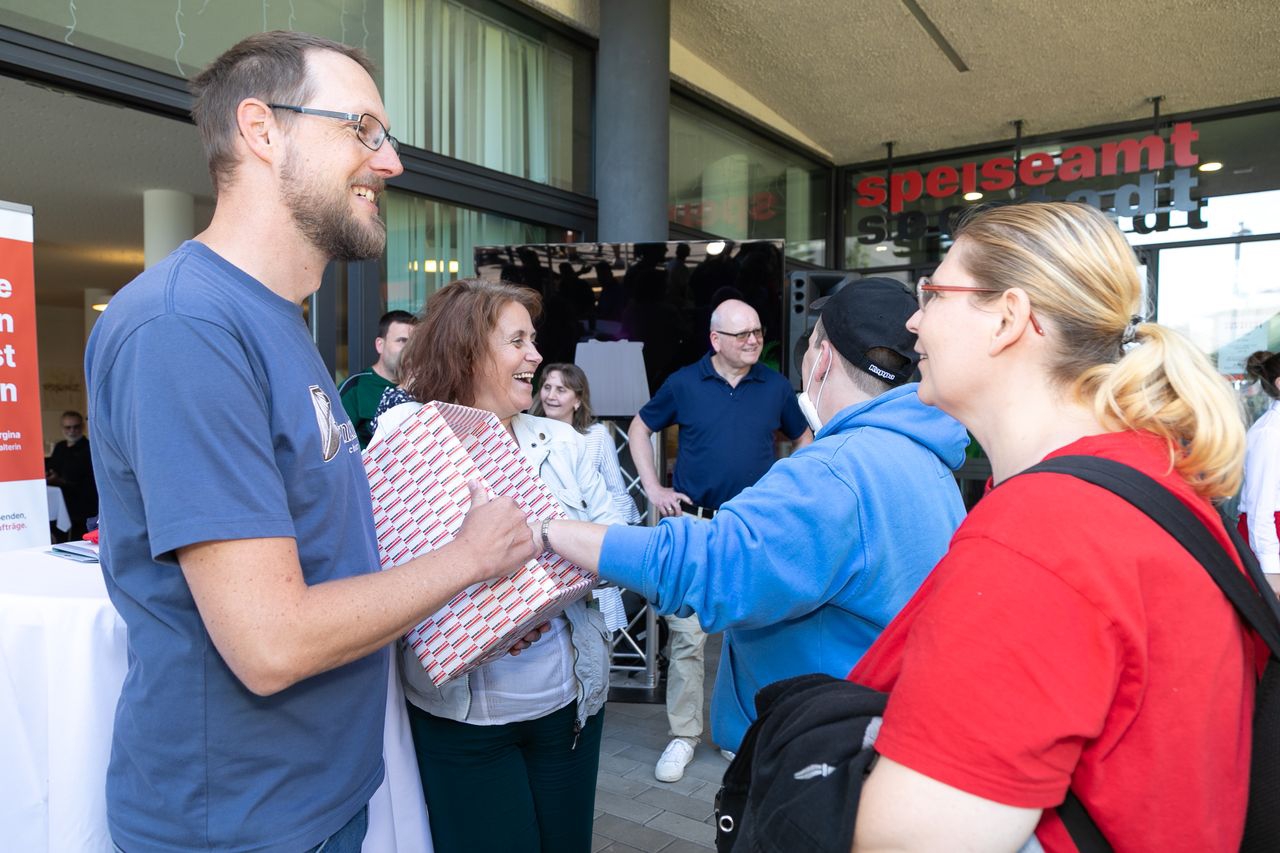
[372,405,624,726]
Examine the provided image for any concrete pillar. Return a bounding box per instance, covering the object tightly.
[596,0,669,243]
[143,189,195,269]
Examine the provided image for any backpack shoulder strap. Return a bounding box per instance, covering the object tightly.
[1020,455,1280,853]
[1058,790,1114,853]
[1026,455,1280,656]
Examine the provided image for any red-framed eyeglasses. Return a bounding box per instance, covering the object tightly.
[915,276,1045,336]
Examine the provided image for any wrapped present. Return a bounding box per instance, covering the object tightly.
[365,401,594,686]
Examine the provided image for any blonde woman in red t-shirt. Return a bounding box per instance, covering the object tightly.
[850,202,1260,853]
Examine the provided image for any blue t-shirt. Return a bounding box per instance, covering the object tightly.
[638,353,807,508]
[85,241,386,853]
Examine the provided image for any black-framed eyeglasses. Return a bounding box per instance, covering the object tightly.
[916,276,1045,336]
[714,327,765,342]
[267,104,399,153]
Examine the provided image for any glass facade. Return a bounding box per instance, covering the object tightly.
[843,148,1008,271]
[670,95,830,265]
[841,107,1280,496]
[843,109,1280,271]
[382,0,592,192]
[0,0,593,193]
[0,0,385,81]
[382,189,559,313]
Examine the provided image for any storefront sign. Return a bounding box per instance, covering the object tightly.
[852,121,1208,245]
[0,201,48,552]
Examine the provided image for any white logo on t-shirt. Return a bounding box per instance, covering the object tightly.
[309,385,346,462]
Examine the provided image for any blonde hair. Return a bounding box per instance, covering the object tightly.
[954,202,1245,498]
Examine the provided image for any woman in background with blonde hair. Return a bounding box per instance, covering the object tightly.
[1240,349,1280,594]
[531,362,642,524]
[848,202,1263,852]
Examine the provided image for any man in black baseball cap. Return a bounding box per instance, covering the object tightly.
[797,276,922,433]
[537,276,970,761]
[807,276,920,390]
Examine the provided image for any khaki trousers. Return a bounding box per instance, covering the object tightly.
[663,613,707,741]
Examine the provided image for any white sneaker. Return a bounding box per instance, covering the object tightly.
[655,738,696,782]
[719,748,736,762]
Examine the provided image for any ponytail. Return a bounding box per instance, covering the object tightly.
[1080,324,1245,498]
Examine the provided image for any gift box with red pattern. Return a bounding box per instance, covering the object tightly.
[364,401,594,686]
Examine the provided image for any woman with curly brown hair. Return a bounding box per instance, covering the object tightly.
[370,278,624,853]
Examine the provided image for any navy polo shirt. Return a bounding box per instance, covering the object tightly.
[638,353,807,509]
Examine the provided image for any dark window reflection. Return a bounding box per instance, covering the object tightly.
[475,240,787,394]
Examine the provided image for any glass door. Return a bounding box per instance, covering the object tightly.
[1153,237,1280,424]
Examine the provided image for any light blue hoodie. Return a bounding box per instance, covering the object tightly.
[599,383,968,751]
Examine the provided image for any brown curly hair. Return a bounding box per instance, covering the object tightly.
[399,279,542,406]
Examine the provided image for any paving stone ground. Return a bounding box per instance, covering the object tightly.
[592,633,727,852]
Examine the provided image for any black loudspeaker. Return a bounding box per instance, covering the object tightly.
[786,270,858,387]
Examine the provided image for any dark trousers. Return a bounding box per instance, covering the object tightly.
[407,701,604,853]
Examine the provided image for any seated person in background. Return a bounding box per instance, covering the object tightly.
[339,309,416,447]
[531,362,642,524]
[541,278,968,760]
[371,278,626,853]
[850,202,1264,852]
[46,410,97,540]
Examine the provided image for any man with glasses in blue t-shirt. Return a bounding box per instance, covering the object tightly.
[85,31,536,853]
[628,297,811,782]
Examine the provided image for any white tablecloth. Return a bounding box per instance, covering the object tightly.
[0,546,432,852]
[46,486,71,533]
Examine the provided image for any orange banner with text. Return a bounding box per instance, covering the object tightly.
[0,201,49,551]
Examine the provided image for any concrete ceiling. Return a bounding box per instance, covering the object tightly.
[671,0,1280,163]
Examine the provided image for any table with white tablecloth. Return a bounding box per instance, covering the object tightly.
[46,486,71,534]
[0,546,433,852]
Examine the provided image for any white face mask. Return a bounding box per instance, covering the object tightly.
[796,346,829,434]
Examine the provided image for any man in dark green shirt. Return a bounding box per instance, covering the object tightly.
[339,309,415,447]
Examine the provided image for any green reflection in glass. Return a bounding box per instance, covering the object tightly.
[669,96,829,266]
[0,0,384,82]
[382,189,557,313]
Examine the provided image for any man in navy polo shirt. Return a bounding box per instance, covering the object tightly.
[628,297,810,782]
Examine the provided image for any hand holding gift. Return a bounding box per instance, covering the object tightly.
[453,480,539,582]
[365,401,597,685]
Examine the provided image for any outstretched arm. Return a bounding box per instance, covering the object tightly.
[543,517,609,574]
[571,453,869,633]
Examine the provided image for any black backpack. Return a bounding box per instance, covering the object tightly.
[713,673,885,853]
[714,456,1280,853]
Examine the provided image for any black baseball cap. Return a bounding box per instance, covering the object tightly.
[810,277,919,386]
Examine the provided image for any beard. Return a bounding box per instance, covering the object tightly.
[281,153,387,261]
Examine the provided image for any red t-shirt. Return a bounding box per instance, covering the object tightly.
[850,431,1262,852]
